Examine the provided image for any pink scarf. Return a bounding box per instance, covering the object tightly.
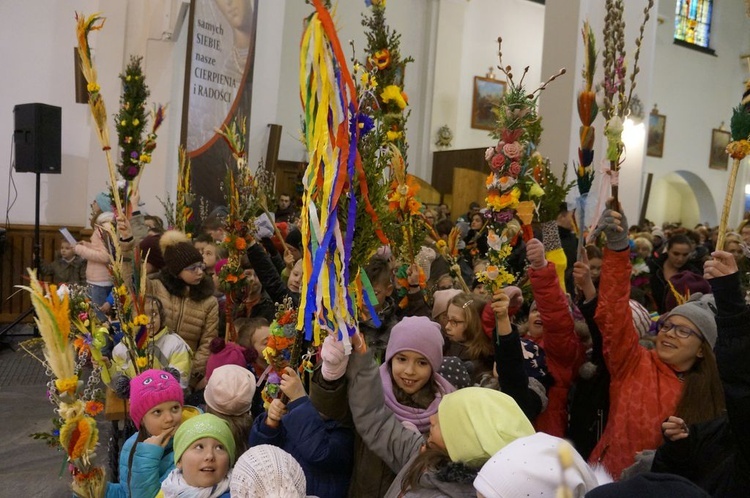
[379,364,456,433]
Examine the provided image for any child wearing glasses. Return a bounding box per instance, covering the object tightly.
[443,292,493,383]
[588,203,724,479]
[132,229,219,389]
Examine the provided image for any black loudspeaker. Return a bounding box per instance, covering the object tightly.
[13,103,61,174]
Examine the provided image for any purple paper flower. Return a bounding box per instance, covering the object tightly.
[127,166,139,177]
[495,210,515,223]
[130,151,139,158]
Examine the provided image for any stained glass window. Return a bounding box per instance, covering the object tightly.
[674,0,713,48]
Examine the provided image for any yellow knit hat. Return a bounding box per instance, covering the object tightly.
[438,387,535,467]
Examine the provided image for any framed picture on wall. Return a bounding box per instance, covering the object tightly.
[471,76,505,130]
[646,113,666,157]
[709,128,731,170]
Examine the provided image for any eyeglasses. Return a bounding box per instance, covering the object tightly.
[446,318,465,327]
[657,320,704,341]
[184,262,206,273]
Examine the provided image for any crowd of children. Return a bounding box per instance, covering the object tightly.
[43,190,750,498]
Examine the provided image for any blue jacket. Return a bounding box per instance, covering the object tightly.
[250,396,354,498]
[106,432,175,498]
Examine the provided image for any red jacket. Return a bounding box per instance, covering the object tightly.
[589,248,683,478]
[529,262,586,437]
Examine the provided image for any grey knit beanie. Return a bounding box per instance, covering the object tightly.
[667,293,717,348]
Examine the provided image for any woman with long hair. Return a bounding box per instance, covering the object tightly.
[589,204,725,478]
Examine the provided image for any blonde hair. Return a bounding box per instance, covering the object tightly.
[448,293,492,359]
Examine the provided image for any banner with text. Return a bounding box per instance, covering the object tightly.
[181,0,258,215]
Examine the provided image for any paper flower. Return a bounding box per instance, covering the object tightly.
[380,85,407,110]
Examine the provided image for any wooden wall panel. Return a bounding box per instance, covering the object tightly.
[0,224,89,323]
[451,168,487,221]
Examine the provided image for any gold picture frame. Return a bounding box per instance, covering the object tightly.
[709,128,731,170]
[646,113,666,158]
[471,76,506,130]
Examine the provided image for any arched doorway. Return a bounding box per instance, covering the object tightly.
[646,170,717,227]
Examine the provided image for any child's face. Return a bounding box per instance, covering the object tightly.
[194,241,207,254]
[287,261,303,293]
[445,304,467,343]
[727,241,744,261]
[391,350,432,394]
[527,304,543,338]
[145,301,161,336]
[142,400,182,436]
[60,241,75,259]
[207,228,225,243]
[589,257,602,282]
[635,243,650,260]
[427,414,446,451]
[436,275,454,291]
[177,437,230,488]
[252,326,270,366]
[202,244,218,270]
[472,283,488,297]
[179,262,206,286]
[372,279,394,311]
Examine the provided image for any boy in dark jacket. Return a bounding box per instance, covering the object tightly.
[42,240,86,285]
[250,366,354,498]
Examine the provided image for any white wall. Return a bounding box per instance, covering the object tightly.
[645,0,750,227]
[431,0,546,157]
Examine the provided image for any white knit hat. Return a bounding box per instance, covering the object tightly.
[474,433,608,498]
[230,445,307,498]
[204,364,256,416]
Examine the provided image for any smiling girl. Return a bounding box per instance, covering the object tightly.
[589,204,724,478]
[158,413,236,498]
[381,316,456,433]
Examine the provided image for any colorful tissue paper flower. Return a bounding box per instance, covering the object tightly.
[373,49,391,70]
[485,265,500,280]
[498,176,516,190]
[485,147,495,161]
[508,162,522,177]
[55,375,79,396]
[487,230,505,251]
[386,130,403,142]
[84,401,104,417]
[502,142,523,160]
[490,154,505,172]
[234,237,247,250]
[136,356,148,369]
[380,85,407,110]
[527,181,545,198]
[487,187,521,211]
[59,416,98,461]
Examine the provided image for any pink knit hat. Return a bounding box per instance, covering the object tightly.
[385,316,444,372]
[205,365,257,416]
[432,289,462,319]
[129,369,184,429]
[205,338,248,381]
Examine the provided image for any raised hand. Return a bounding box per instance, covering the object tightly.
[525,238,547,270]
[596,200,629,251]
[280,366,307,402]
[704,250,739,279]
[320,335,349,381]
